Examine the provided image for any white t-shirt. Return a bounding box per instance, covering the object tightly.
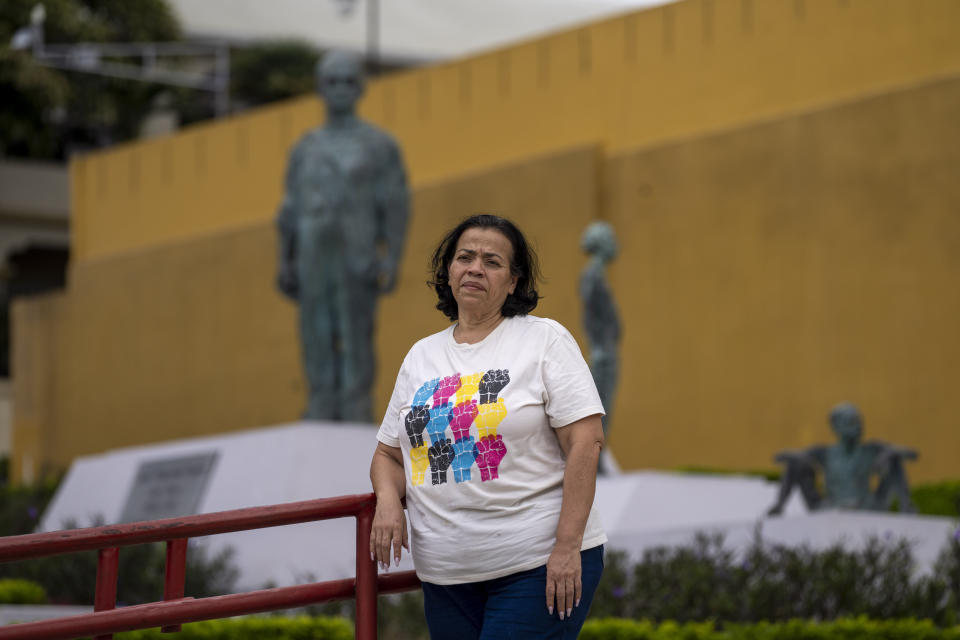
[376,314,607,584]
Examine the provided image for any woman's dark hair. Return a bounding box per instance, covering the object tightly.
[429,214,541,321]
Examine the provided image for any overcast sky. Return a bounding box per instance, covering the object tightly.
[166,0,675,62]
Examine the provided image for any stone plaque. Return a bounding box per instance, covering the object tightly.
[120,452,218,523]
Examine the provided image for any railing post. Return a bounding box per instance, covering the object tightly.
[94,547,119,640]
[355,502,377,640]
[161,538,188,633]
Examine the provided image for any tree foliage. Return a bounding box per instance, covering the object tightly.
[230,40,321,110]
[0,0,182,159]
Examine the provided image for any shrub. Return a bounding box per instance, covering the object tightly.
[0,525,239,605]
[580,618,960,640]
[592,528,960,626]
[0,578,47,604]
[930,531,960,626]
[114,616,353,640]
[282,588,428,640]
[0,474,60,537]
[914,482,960,518]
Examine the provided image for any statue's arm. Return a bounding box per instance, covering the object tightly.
[807,445,829,467]
[581,265,621,347]
[275,144,302,300]
[768,445,824,515]
[774,446,824,470]
[608,279,622,343]
[579,269,604,345]
[866,440,918,470]
[375,140,410,294]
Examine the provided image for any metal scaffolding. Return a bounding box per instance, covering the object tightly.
[11,4,231,116]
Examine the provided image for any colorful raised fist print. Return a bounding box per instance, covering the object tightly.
[413,378,439,407]
[428,438,455,485]
[450,400,479,441]
[479,369,510,404]
[410,444,429,486]
[426,402,453,445]
[475,398,507,439]
[476,434,507,482]
[455,372,482,405]
[408,368,511,487]
[404,405,430,447]
[452,437,478,483]
[432,374,462,406]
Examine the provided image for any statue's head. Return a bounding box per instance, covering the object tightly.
[829,402,863,445]
[316,51,365,114]
[581,221,618,262]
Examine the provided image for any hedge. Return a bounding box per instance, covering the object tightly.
[579,618,960,640]
[590,530,960,626]
[0,540,238,606]
[0,578,47,604]
[112,616,353,640]
[913,481,960,518]
[101,617,960,640]
[98,616,960,640]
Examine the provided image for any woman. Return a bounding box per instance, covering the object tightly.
[370,214,606,639]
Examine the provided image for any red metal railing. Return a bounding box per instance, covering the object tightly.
[0,493,420,640]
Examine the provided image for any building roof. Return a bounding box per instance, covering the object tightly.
[0,159,69,260]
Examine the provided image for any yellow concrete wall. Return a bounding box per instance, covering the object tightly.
[71,0,960,262]
[375,146,601,410]
[11,294,59,484]
[70,96,320,262]
[12,146,599,480]
[605,73,960,483]
[13,0,960,483]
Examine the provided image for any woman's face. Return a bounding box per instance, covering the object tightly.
[448,227,518,321]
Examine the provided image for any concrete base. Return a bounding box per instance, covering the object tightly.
[0,605,91,626]
[41,422,392,590]
[40,423,956,590]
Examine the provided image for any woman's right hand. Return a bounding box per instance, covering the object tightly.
[369,442,409,570]
[370,494,408,570]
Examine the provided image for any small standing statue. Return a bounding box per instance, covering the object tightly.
[767,403,917,515]
[276,51,410,422]
[579,222,622,448]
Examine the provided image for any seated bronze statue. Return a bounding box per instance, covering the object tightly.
[767,403,917,516]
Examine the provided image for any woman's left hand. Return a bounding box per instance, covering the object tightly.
[545,542,581,620]
[546,414,603,620]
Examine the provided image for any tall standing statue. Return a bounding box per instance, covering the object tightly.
[579,221,621,444]
[276,51,410,422]
[767,403,917,515]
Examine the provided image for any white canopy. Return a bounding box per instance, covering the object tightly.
[165,0,675,62]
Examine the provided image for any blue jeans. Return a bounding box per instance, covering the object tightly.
[421,545,604,639]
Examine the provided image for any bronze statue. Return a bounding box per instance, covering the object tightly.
[579,221,621,443]
[767,403,917,515]
[276,51,410,422]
